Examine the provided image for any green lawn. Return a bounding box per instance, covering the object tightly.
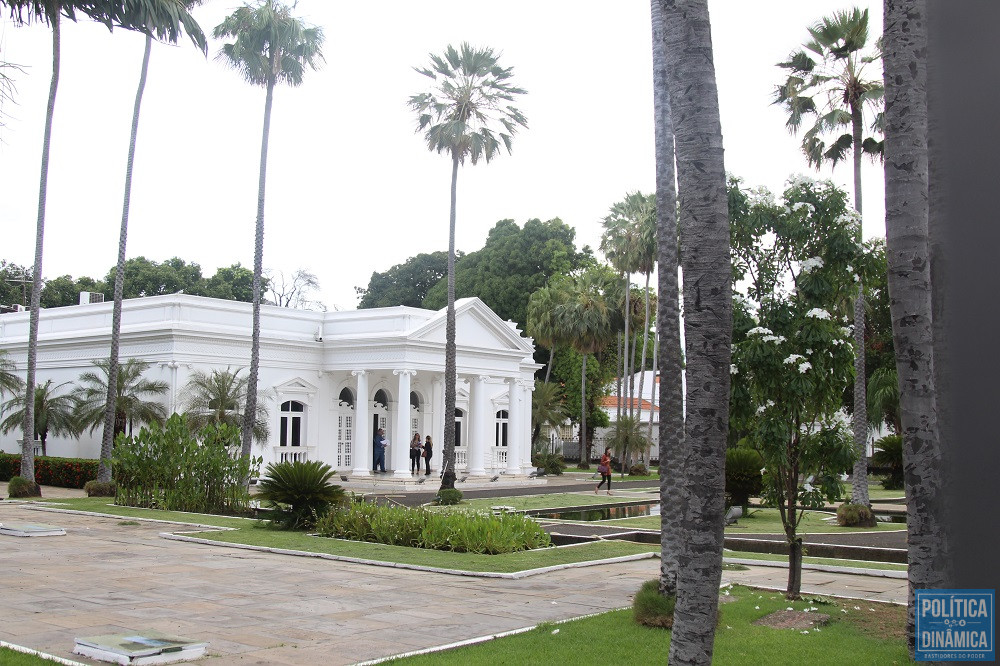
[27,497,657,574]
[0,647,61,666]
[851,484,906,502]
[391,585,911,665]
[600,508,907,534]
[724,549,908,572]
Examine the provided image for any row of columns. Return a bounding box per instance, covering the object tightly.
[349,369,532,479]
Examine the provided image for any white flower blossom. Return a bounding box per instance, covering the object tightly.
[840,473,849,482]
[840,327,851,336]
[784,354,805,365]
[798,361,812,373]
[730,364,738,375]
[760,467,767,475]
[806,349,813,355]
[761,334,787,344]
[806,308,831,320]
[791,201,816,215]
[747,327,772,336]
[803,482,815,492]
[799,256,825,275]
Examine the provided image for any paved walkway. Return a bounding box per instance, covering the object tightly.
[0,501,908,665]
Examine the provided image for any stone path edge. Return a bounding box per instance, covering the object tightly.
[23,503,659,580]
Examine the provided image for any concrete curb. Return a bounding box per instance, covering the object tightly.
[723,557,908,579]
[0,640,88,666]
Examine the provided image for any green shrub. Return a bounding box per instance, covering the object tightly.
[633,579,676,629]
[316,502,551,554]
[725,447,764,513]
[629,463,649,476]
[113,414,260,515]
[7,476,40,498]
[531,452,565,476]
[436,488,463,505]
[0,454,98,488]
[872,435,904,490]
[256,460,346,530]
[836,502,877,527]
[83,480,117,497]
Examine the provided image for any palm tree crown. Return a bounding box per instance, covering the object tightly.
[774,7,883,168]
[409,43,528,164]
[1,379,78,456]
[0,350,23,398]
[213,0,324,88]
[74,358,168,437]
[180,367,269,444]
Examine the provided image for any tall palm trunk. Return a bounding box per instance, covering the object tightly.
[242,62,276,458]
[849,104,871,507]
[623,277,631,418]
[440,153,459,490]
[883,0,950,653]
[662,0,732,661]
[99,35,153,483]
[543,345,555,383]
[580,353,588,464]
[651,0,683,598]
[636,273,651,433]
[22,6,62,486]
[647,323,658,444]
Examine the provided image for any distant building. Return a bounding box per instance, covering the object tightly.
[0,295,538,478]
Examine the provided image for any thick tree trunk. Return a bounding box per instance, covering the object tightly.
[651,0,683,598]
[22,7,62,486]
[883,0,950,654]
[787,537,804,599]
[99,35,152,483]
[242,67,276,458]
[661,1,732,662]
[440,153,460,491]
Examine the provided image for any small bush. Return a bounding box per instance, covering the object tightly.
[7,476,41,498]
[633,579,676,629]
[530,452,565,476]
[84,480,117,497]
[726,447,764,512]
[0,454,98,488]
[316,502,551,554]
[256,460,346,530]
[629,463,649,476]
[436,488,463,505]
[837,502,877,527]
[872,435,904,490]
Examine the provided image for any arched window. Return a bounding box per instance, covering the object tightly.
[495,410,509,447]
[280,400,305,447]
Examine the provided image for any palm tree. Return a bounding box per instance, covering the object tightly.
[180,367,270,444]
[775,7,883,507]
[99,1,206,484]
[553,271,613,466]
[214,0,324,458]
[526,279,569,383]
[882,0,951,652]
[75,358,168,440]
[660,0,732,661]
[0,350,23,398]
[408,43,527,490]
[530,381,567,450]
[650,0,683,599]
[1,379,78,457]
[5,0,208,484]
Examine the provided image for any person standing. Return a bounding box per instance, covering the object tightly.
[595,447,613,495]
[409,433,423,474]
[373,428,387,473]
[423,435,434,475]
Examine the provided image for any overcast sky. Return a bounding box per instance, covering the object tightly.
[0,1,884,311]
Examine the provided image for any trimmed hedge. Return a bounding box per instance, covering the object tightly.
[0,454,98,489]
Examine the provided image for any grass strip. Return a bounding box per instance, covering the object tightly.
[0,646,71,666]
[599,508,907,533]
[444,492,641,512]
[390,585,910,665]
[724,550,908,572]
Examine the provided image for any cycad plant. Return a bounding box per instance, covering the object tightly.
[256,460,345,529]
[409,43,527,490]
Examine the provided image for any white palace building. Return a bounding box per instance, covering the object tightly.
[0,294,540,479]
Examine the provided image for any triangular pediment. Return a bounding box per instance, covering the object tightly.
[410,298,534,354]
[273,377,319,394]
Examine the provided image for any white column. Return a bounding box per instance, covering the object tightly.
[521,379,535,474]
[391,369,415,478]
[431,376,444,473]
[506,377,522,474]
[351,371,371,477]
[467,375,490,476]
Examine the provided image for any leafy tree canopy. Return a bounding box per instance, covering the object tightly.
[422,217,592,328]
[357,251,452,309]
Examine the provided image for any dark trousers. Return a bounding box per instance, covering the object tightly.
[373,448,386,472]
[410,450,421,472]
[424,454,432,474]
[597,474,611,490]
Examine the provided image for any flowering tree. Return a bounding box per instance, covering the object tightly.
[729,175,861,599]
